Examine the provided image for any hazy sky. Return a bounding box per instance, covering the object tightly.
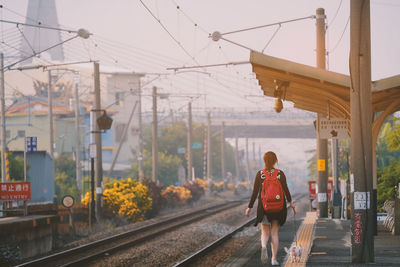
[1,0,400,112]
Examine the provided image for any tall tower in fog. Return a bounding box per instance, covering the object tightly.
[20,0,64,64]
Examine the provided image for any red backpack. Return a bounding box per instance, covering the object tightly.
[260,169,284,212]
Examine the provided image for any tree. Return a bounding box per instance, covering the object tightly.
[129,120,236,183]
[54,155,80,203]
[0,152,27,181]
[130,150,182,186]
[55,172,80,203]
[377,160,400,209]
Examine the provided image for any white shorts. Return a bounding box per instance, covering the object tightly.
[261,215,271,225]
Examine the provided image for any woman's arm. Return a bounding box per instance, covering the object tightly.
[279,171,292,202]
[279,171,295,214]
[246,172,261,217]
[248,171,261,208]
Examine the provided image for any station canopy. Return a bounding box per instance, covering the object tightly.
[250,51,400,119]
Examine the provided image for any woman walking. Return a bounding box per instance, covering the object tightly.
[245,151,295,265]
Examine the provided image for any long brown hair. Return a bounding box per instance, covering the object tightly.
[264,151,277,171]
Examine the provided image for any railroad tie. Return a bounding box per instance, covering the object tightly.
[284,211,317,267]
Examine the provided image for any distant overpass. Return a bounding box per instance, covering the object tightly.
[151,108,317,139]
[210,118,316,139]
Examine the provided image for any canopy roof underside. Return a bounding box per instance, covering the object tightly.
[250,51,400,118]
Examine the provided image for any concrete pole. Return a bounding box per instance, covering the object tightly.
[207,112,211,180]
[138,82,144,182]
[48,70,54,158]
[234,131,240,181]
[316,8,328,218]
[221,121,226,181]
[187,102,193,181]
[74,73,82,191]
[0,54,5,182]
[350,0,374,262]
[93,62,103,221]
[152,86,158,183]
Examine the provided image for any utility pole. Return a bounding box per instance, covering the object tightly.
[316,8,328,218]
[187,101,193,181]
[93,62,103,221]
[89,110,96,227]
[221,121,225,181]
[137,82,144,182]
[207,112,211,180]
[234,130,240,181]
[48,70,54,159]
[152,86,158,183]
[0,53,6,182]
[350,0,374,262]
[74,72,82,191]
[203,125,207,179]
[245,137,250,183]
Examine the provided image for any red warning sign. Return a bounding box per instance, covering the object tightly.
[354,212,362,244]
[0,182,31,201]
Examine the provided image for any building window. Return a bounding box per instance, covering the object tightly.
[18,130,26,138]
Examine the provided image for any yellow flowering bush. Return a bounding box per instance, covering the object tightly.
[82,178,152,222]
[227,183,234,190]
[194,178,208,191]
[235,181,250,192]
[162,185,192,206]
[216,181,225,192]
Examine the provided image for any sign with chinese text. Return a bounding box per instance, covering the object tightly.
[192,143,202,149]
[0,182,31,201]
[26,137,37,152]
[308,181,317,199]
[308,180,333,200]
[354,191,370,210]
[353,212,362,244]
[318,118,348,139]
[318,159,326,171]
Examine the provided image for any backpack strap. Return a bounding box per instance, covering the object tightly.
[260,169,266,180]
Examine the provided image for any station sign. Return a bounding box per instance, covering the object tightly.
[0,182,31,201]
[26,136,38,152]
[192,143,202,149]
[318,118,348,139]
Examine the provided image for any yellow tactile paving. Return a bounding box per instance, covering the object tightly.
[284,211,317,267]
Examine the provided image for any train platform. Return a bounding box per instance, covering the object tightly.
[219,203,400,266]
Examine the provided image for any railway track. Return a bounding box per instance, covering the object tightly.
[16,199,246,267]
[173,193,305,267]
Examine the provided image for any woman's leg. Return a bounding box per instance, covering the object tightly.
[270,220,280,260]
[260,223,270,247]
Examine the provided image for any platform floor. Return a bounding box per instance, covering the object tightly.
[219,198,400,266]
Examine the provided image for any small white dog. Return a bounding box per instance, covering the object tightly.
[284,243,303,263]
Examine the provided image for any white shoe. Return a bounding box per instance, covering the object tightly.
[271,258,280,266]
[261,247,268,264]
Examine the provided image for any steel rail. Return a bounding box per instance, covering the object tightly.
[16,199,247,267]
[173,193,304,267]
